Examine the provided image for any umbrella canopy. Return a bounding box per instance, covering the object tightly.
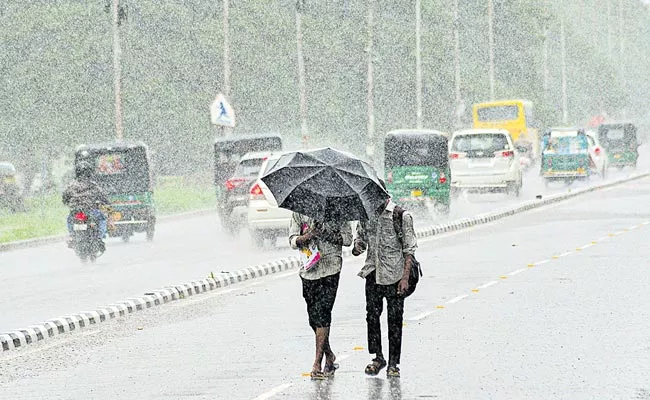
[261,148,389,222]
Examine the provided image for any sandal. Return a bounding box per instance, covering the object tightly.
[310,371,328,380]
[364,357,387,376]
[323,362,339,376]
[387,365,400,378]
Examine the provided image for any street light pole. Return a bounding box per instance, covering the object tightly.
[366,0,375,162]
[112,0,123,140]
[415,0,422,129]
[223,0,231,137]
[560,5,568,125]
[542,0,549,97]
[487,0,495,100]
[453,0,462,127]
[296,1,308,149]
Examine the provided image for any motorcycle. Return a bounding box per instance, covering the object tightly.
[68,209,106,263]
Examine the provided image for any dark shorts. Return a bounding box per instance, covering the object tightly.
[301,273,340,329]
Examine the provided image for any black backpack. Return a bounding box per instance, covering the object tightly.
[392,206,422,298]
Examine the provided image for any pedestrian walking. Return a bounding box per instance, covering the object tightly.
[289,213,353,380]
[352,193,417,378]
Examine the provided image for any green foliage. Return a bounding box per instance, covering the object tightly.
[0,0,648,178]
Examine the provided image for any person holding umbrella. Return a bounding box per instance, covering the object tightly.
[289,214,352,379]
[352,180,418,378]
[261,148,390,380]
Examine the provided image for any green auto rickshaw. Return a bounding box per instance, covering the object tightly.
[384,129,451,215]
[75,141,156,241]
[540,128,590,186]
[598,123,639,169]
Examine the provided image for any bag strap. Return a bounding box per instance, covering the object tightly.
[392,205,405,245]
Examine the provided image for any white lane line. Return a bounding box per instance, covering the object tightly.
[643,221,650,225]
[579,243,594,249]
[628,225,639,230]
[410,311,434,321]
[447,294,469,304]
[477,281,498,289]
[597,236,610,241]
[508,268,526,276]
[535,259,550,265]
[558,251,572,257]
[337,354,351,362]
[253,383,294,400]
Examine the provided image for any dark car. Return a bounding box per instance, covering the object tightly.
[213,134,283,235]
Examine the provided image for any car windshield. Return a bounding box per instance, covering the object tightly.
[385,136,448,168]
[451,134,510,153]
[543,135,589,154]
[477,105,519,121]
[234,158,264,178]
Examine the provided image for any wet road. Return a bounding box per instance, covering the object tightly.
[1,174,649,399]
[1,148,648,333]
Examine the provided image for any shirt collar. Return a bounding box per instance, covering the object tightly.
[384,200,396,213]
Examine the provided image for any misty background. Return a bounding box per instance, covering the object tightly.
[1,0,649,192]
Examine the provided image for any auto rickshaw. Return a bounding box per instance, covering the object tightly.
[74,141,156,241]
[213,134,283,233]
[597,123,639,169]
[540,128,590,186]
[0,162,24,213]
[384,129,451,215]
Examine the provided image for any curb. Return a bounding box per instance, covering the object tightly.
[2,172,649,352]
[0,208,216,253]
[1,257,300,352]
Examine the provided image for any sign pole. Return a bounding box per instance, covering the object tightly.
[112,0,124,141]
[223,0,231,137]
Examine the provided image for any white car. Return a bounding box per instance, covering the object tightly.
[449,128,523,196]
[247,153,292,247]
[585,130,609,178]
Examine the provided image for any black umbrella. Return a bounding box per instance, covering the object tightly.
[260,148,389,222]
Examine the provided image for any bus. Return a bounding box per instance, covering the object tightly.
[472,99,540,159]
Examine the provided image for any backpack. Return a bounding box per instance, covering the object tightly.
[392,206,422,298]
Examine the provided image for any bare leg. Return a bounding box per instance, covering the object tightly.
[312,327,329,372]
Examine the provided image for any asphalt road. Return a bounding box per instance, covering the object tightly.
[1,173,649,399]
[0,163,638,333]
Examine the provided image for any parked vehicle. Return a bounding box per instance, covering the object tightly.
[214,134,282,233]
[247,152,293,247]
[449,128,523,196]
[540,128,590,186]
[472,99,541,159]
[384,129,451,215]
[68,208,105,263]
[597,123,639,169]
[74,141,156,242]
[0,162,24,213]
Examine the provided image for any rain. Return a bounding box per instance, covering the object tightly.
[1,1,650,399]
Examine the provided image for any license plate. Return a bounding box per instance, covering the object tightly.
[112,212,122,221]
[614,154,622,159]
[411,190,423,197]
[73,224,88,231]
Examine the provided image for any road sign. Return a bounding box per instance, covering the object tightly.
[210,93,235,127]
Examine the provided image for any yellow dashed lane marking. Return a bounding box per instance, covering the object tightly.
[436,305,445,309]
[500,276,508,279]
[353,346,364,351]
[471,289,480,293]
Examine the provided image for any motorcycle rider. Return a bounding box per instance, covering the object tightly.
[62,161,110,253]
